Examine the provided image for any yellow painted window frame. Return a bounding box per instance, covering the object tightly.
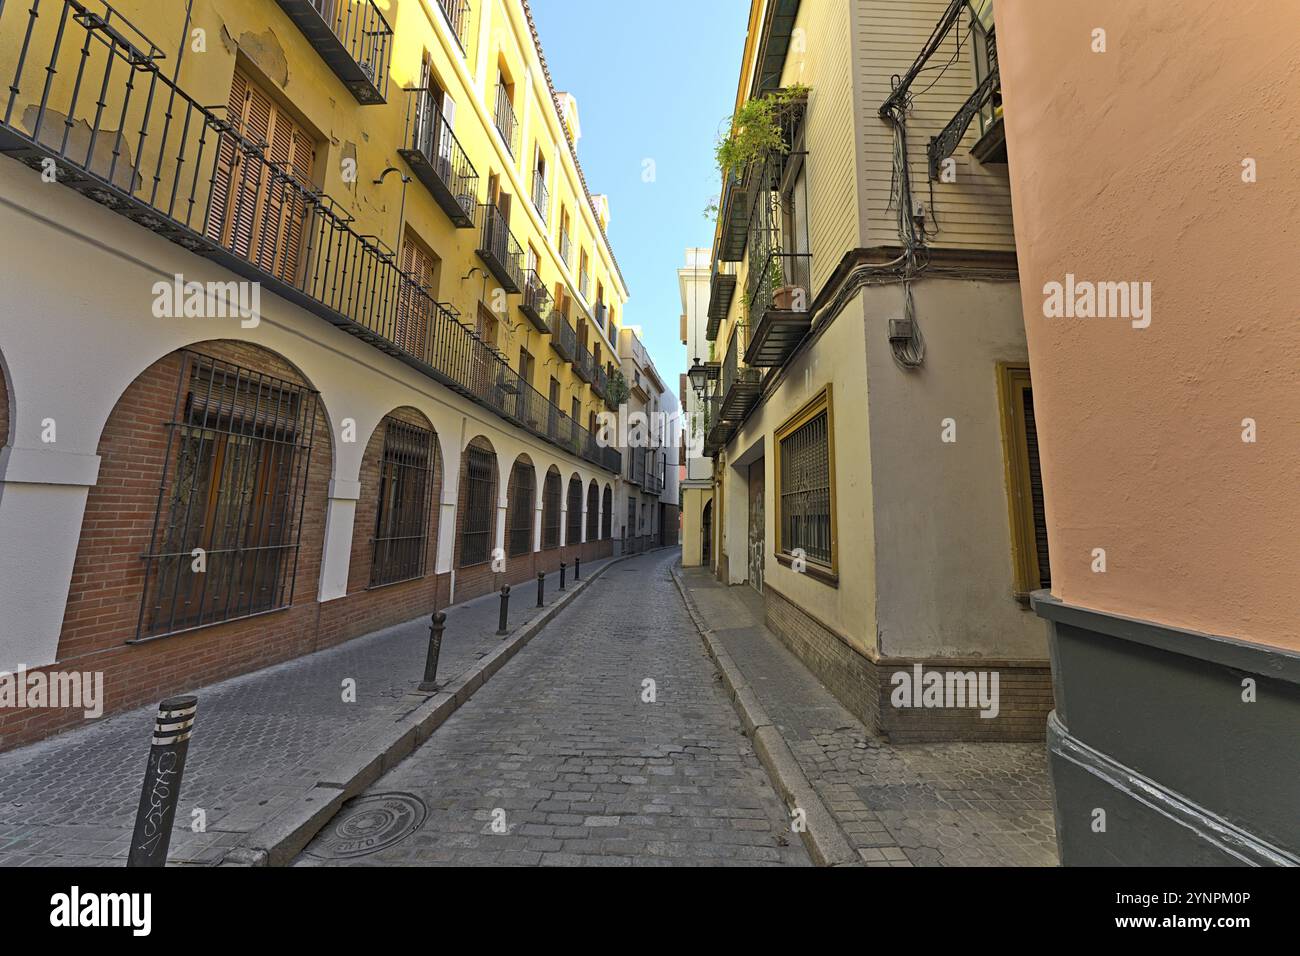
[996,363,1044,603]
[772,384,838,585]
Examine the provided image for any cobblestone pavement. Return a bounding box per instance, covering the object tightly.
[0,557,618,867]
[679,567,1059,867]
[296,549,811,867]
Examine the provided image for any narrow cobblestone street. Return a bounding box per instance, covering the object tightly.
[297,549,811,866]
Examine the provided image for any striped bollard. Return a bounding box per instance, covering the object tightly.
[126,695,198,868]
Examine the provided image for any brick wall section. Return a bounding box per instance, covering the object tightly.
[0,341,334,751]
[764,585,1053,743]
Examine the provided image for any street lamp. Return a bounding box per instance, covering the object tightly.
[687,357,712,399]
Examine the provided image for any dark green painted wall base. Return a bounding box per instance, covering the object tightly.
[1034,593,1300,866]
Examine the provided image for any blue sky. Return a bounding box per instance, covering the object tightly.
[530,0,749,392]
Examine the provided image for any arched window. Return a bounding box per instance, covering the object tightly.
[507,457,535,557]
[542,468,562,549]
[371,416,437,586]
[458,439,497,567]
[601,485,612,539]
[586,481,599,542]
[566,476,583,545]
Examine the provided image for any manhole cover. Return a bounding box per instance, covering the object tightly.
[305,792,427,859]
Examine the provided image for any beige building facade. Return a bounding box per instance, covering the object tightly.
[702,0,1049,741]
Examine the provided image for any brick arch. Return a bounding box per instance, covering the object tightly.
[586,479,600,542]
[50,339,335,736]
[506,453,537,558]
[540,464,562,554]
[566,472,584,546]
[348,406,442,594]
[454,435,499,599]
[601,483,613,540]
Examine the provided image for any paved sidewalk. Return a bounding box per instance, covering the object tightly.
[296,549,811,867]
[0,556,619,867]
[676,565,1059,867]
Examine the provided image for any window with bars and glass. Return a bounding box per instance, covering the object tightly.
[586,483,599,541]
[458,443,496,567]
[542,469,562,549]
[566,477,583,545]
[507,460,535,557]
[601,486,612,539]
[136,352,319,640]
[774,386,836,578]
[997,365,1051,602]
[370,418,437,588]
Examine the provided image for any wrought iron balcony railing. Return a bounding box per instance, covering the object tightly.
[0,0,618,474]
[705,259,737,341]
[476,202,524,293]
[531,171,548,226]
[592,301,607,332]
[399,87,478,228]
[493,83,519,158]
[435,0,472,50]
[547,309,577,362]
[720,323,761,422]
[745,250,813,367]
[591,362,608,400]
[559,224,572,267]
[519,269,551,332]
[579,268,590,301]
[275,0,392,105]
[573,344,593,384]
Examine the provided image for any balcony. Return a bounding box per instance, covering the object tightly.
[573,345,594,384]
[719,324,762,422]
[579,268,590,301]
[531,172,549,226]
[476,203,523,293]
[0,0,619,475]
[275,0,392,104]
[559,225,572,267]
[398,88,478,228]
[592,301,607,332]
[435,0,472,50]
[591,363,609,400]
[519,270,551,332]
[493,83,519,158]
[548,310,577,363]
[706,260,737,341]
[745,251,812,366]
[640,450,664,495]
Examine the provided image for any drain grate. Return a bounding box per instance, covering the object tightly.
[305,792,427,860]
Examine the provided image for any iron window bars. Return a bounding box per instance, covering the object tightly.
[779,408,831,565]
[566,477,583,545]
[492,81,519,158]
[531,168,548,225]
[459,444,496,566]
[542,470,562,549]
[507,460,535,557]
[601,486,612,539]
[370,417,437,587]
[585,483,599,542]
[0,0,618,476]
[136,351,318,640]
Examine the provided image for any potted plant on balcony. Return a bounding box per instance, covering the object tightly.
[715,84,810,182]
[767,256,799,312]
[606,369,630,409]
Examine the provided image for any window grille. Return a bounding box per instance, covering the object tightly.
[586,483,599,541]
[370,418,436,587]
[542,470,562,549]
[507,460,535,557]
[459,444,496,566]
[566,477,583,545]
[137,352,318,639]
[601,486,612,540]
[779,409,832,565]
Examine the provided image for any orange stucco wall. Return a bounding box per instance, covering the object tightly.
[995,0,1300,651]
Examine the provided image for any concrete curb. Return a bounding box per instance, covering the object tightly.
[669,561,861,867]
[218,553,632,867]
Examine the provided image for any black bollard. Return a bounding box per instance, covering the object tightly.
[536,571,545,608]
[127,695,198,868]
[559,561,566,591]
[420,611,446,692]
[497,585,510,636]
[575,555,581,580]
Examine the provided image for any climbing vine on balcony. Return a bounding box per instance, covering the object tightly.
[714,84,810,182]
[607,369,630,407]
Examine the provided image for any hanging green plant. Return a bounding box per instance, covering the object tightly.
[607,369,630,407]
[714,84,810,182]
